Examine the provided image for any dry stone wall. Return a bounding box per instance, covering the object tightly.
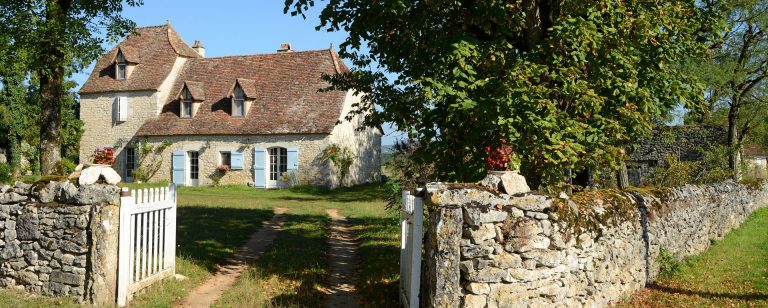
[0,181,120,305]
[422,181,768,307]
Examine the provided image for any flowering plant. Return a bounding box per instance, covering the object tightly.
[321,144,355,182]
[92,147,115,165]
[216,165,230,174]
[484,139,520,171]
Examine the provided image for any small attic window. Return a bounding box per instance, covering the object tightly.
[181,87,193,118]
[232,85,245,117]
[116,51,127,80]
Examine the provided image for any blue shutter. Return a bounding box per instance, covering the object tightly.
[172,151,186,186]
[231,151,244,170]
[287,146,298,172]
[253,148,266,188]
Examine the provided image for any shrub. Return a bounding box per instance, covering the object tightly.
[280,170,300,188]
[60,158,76,174]
[0,163,12,184]
[321,144,355,183]
[657,247,681,277]
[383,140,435,209]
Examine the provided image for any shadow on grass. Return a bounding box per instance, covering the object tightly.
[648,284,768,301]
[218,213,331,307]
[349,216,401,308]
[176,205,274,273]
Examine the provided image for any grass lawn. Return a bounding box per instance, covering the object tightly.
[620,206,768,307]
[129,183,400,307]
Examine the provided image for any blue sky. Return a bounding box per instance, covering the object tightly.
[72,1,404,146]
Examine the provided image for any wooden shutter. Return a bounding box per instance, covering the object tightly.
[117,96,128,122]
[253,148,266,188]
[172,151,186,186]
[287,146,298,172]
[231,151,244,170]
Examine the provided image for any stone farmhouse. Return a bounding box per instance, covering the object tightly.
[78,24,381,188]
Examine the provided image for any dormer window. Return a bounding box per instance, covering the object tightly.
[116,51,127,80]
[232,85,245,117]
[181,87,193,118]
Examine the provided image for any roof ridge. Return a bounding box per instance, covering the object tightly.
[196,48,333,60]
[135,24,168,30]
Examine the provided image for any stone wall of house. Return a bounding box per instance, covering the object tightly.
[421,181,768,307]
[0,181,120,306]
[143,134,332,186]
[79,90,162,178]
[328,91,382,188]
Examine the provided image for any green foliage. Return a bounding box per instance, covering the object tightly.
[649,146,733,187]
[690,0,768,176]
[657,247,681,277]
[286,0,725,187]
[0,163,11,184]
[321,144,355,183]
[279,170,300,188]
[131,138,172,183]
[383,140,435,209]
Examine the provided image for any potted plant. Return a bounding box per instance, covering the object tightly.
[482,139,529,194]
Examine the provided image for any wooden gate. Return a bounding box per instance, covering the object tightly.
[400,190,423,308]
[117,185,178,307]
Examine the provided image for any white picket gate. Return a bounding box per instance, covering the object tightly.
[117,185,178,307]
[400,190,423,308]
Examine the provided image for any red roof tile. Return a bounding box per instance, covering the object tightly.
[178,81,205,101]
[80,24,201,94]
[136,49,348,136]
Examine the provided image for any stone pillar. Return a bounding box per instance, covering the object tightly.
[85,203,120,306]
[422,205,463,308]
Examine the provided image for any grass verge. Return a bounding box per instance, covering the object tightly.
[620,206,768,307]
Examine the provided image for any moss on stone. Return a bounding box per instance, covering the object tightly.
[550,189,638,242]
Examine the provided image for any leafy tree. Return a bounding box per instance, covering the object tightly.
[694,0,768,179]
[0,0,141,175]
[286,0,724,188]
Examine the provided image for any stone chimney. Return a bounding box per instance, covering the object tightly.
[192,40,205,58]
[277,43,294,53]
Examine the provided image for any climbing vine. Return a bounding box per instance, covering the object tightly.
[322,144,355,183]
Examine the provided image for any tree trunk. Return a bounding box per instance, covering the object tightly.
[616,161,629,189]
[39,0,70,175]
[727,97,741,180]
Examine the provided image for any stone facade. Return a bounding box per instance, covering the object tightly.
[422,180,768,307]
[0,181,120,305]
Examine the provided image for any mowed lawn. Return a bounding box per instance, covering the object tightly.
[0,183,400,307]
[620,207,768,307]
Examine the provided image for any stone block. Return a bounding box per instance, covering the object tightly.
[509,195,552,211]
[50,271,83,286]
[467,267,507,283]
[513,219,541,238]
[16,212,39,241]
[488,283,530,308]
[507,235,550,253]
[461,243,494,259]
[0,193,27,204]
[464,294,488,308]
[465,282,490,295]
[463,207,508,226]
[490,251,522,269]
[521,249,563,268]
[465,223,496,244]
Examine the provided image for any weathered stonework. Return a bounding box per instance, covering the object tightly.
[422,181,768,307]
[0,181,120,305]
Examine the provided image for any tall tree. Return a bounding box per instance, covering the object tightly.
[0,0,141,175]
[286,0,724,187]
[695,0,767,179]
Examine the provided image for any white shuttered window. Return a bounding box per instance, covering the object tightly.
[116,96,128,122]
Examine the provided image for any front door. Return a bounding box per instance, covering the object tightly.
[188,151,199,186]
[268,147,287,188]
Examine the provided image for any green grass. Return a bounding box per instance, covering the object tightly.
[621,206,768,307]
[0,289,79,308]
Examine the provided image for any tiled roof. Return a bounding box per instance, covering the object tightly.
[231,78,258,98]
[80,24,201,94]
[136,49,350,136]
[179,81,205,101]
